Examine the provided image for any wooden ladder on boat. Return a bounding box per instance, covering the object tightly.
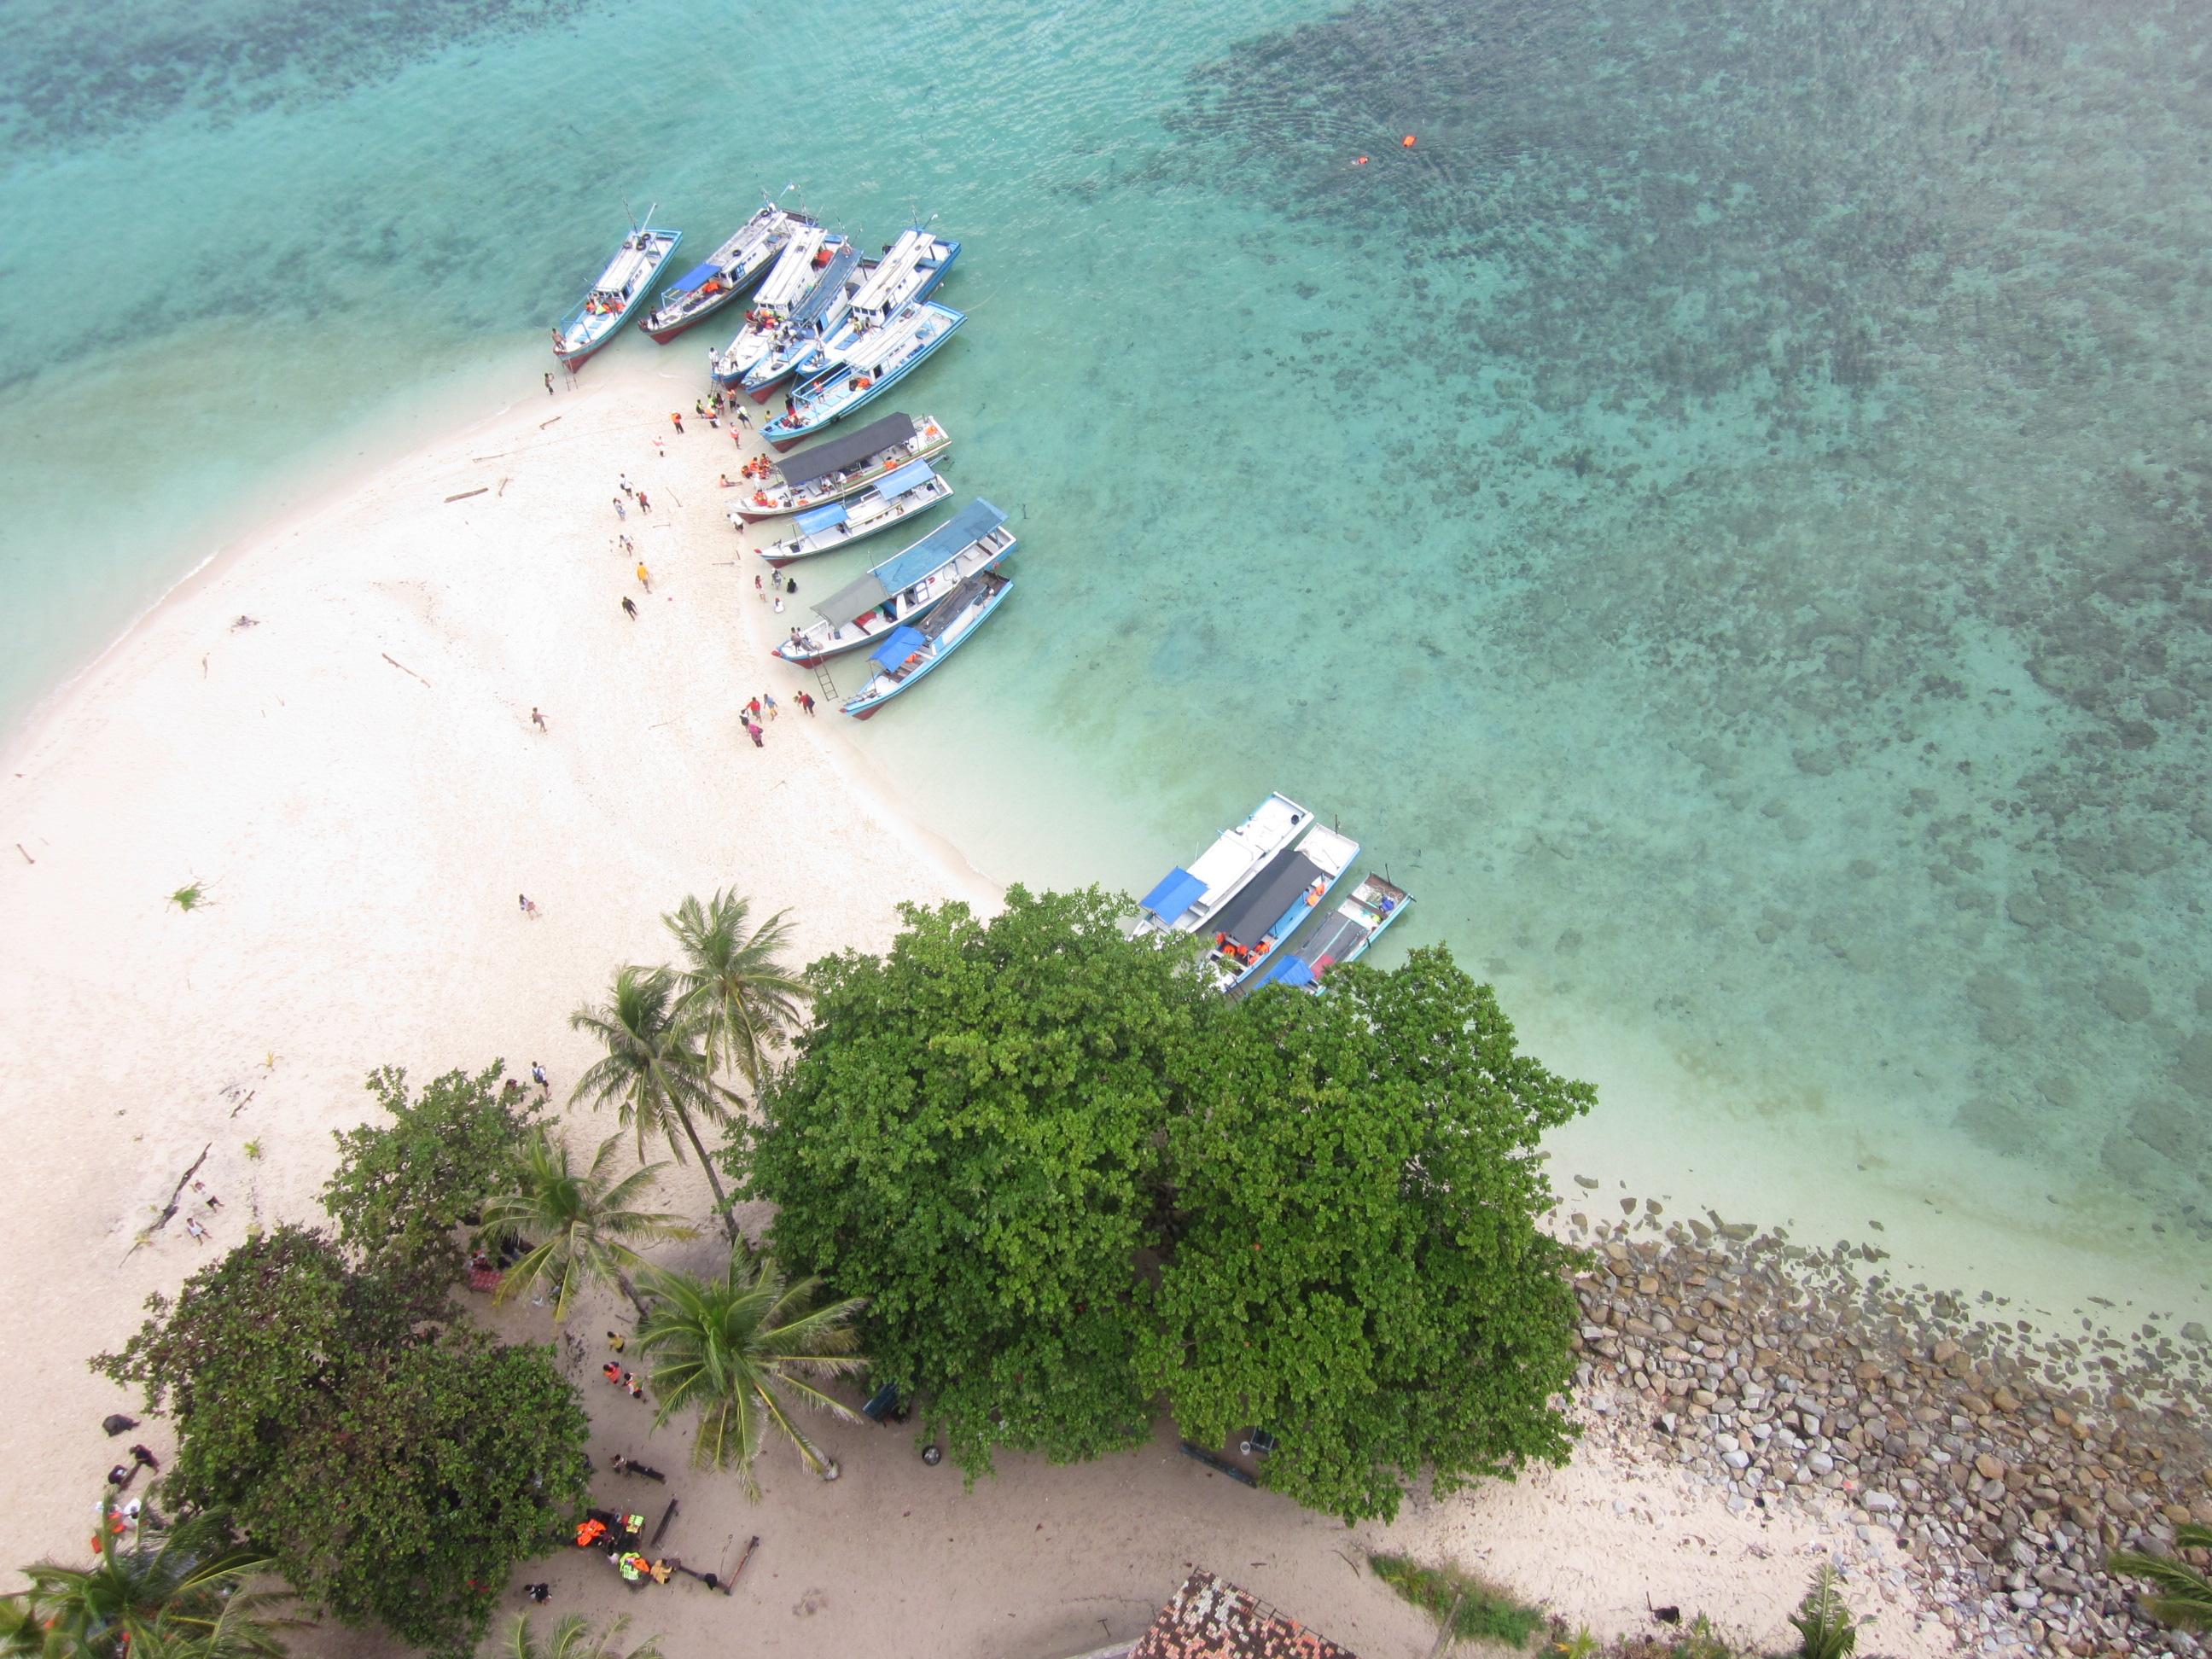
[812,661,839,705]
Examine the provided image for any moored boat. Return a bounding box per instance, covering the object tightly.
[742,225,962,399]
[708,224,850,389]
[638,203,805,342]
[771,498,1013,668]
[725,412,951,525]
[1202,823,1362,989]
[1131,794,1313,939]
[552,221,683,367]
[758,460,952,567]
[1242,875,1414,994]
[762,301,963,451]
[841,569,1012,720]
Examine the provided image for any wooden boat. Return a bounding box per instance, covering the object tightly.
[741,226,961,400]
[1202,824,1362,990]
[771,499,1012,668]
[708,225,852,389]
[841,569,1012,720]
[725,412,950,525]
[638,203,805,342]
[762,302,963,451]
[552,221,682,367]
[757,460,951,567]
[1132,794,1314,938]
[1243,875,1414,993]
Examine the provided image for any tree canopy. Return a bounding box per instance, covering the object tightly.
[95,1226,587,1658]
[733,887,1213,1476]
[733,890,1592,1521]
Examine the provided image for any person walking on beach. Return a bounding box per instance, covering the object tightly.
[735,406,751,431]
[606,1330,626,1355]
[797,690,816,717]
[636,491,651,515]
[754,573,765,602]
[531,1060,550,1093]
[531,707,548,731]
[763,690,778,720]
[619,472,634,498]
[622,597,638,620]
[745,696,761,723]
[670,410,684,434]
[636,562,651,592]
[745,720,764,748]
[612,497,626,521]
[543,372,554,396]
[519,893,539,918]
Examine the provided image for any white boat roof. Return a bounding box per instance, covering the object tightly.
[1185,793,1310,908]
[1296,824,1361,879]
[759,226,828,306]
[596,241,655,294]
[850,229,928,312]
[707,208,778,266]
[841,303,940,374]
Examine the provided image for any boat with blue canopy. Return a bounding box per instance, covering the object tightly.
[552,218,682,368]
[729,412,952,524]
[1202,823,1361,990]
[709,224,849,389]
[640,202,806,342]
[758,459,952,567]
[763,301,963,451]
[771,498,1013,668]
[840,569,1012,721]
[1241,875,1414,994]
[1131,794,1313,939]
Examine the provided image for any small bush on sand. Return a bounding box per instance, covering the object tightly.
[1370,1552,1546,1647]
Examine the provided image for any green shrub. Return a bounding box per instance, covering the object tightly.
[1370,1552,1546,1648]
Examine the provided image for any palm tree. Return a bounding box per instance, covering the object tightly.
[635,1243,869,1499]
[480,1131,696,1320]
[662,892,807,1093]
[504,1612,661,1659]
[2110,1524,2212,1630]
[12,1502,291,1659]
[570,964,736,1234]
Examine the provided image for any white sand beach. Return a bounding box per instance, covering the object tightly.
[0,361,1949,1656]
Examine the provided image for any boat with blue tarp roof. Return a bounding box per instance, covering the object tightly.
[1241,874,1414,995]
[762,301,963,451]
[758,459,952,567]
[552,218,682,367]
[1132,794,1313,939]
[840,568,1012,720]
[771,498,1013,668]
[639,202,806,342]
[1202,822,1361,990]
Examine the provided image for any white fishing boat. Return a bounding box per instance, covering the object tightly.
[1131,794,1314,938]
[708,224,850,388]
[726,412,951,524]
[763,301,963,451]
[1242,875,1414,994]
[551,220,682,367]
[757,460,952,567]
[744,225,963,398]
[638,202,804,342]
[841,569,1012,720]
[771,498,1013,668]
[1202,823,1362,990]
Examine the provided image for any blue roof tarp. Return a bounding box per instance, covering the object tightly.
[874,458,937,498]
[670,261,723,294]
[872,498,1006,594]
[1245,953,1318,992]
[868,626,928,669]
[1139,868,1208,923]
[794,500,849,535]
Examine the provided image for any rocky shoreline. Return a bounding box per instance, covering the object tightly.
[1561,1197,2211,1656]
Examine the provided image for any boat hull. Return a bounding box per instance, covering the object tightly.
[642,270,765,343]
[845,574,1011,719]
[553,230,683,369]
[765,309,963,451]
[759,480,952,568]
[772,541,1011,669]
[730,423,953,524]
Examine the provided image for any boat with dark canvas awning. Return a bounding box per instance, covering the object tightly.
[1241,875,1414,995]
[726,413,952,524]
[758,459,951,567]
[1203,823,1361,989]
[771,498,1014,668]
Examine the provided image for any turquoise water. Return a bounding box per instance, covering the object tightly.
[3,0,2208,1303]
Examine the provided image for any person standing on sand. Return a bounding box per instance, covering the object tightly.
[531,1061,550,1093]
[544,373,554,396]
[797,690,816,717]
[746,722,765,748]
[754,573,765,602]
[619,473,634,498]
[745,696,761,723]
[612,498,626,521]
[636,562,651,592]
[622,597,638,620]
[670,411,684,434]
[736,406,751,431]
[636,491,651,515]
[762,691,778,720]
[519,894,539,918]
[531,707,548,731]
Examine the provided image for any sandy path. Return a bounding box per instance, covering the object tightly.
[0,359,1948,1656]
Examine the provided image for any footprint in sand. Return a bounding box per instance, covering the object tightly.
[792,1589,828,1617]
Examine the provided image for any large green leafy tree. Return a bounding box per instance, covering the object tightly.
[1140,947,1592,1522]
[94,1227,589,1659]
[322,1062,539,1293]
[733,887,1211,1476]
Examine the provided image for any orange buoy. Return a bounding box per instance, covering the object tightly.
[1354,155,1369,166]
[1401,133,1417,148]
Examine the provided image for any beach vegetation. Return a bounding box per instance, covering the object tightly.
[2108,1524,2212,1630]
[167,881,208,912]
[504,1611,662,1659]
[1787,1563,1862,1659]
[634,1240,869,1499]
[663,890,807,1095]
[240,1140,261,1161]
[736,892,1591,1522]
[93,1225,589,1659]
[1368,1551,1546,1646]
[735,888,1208,1478]
[3,1500,291,1659]
[569,965,736,1233]
[322,1062,538,1294]
[480,1129,695,1320]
